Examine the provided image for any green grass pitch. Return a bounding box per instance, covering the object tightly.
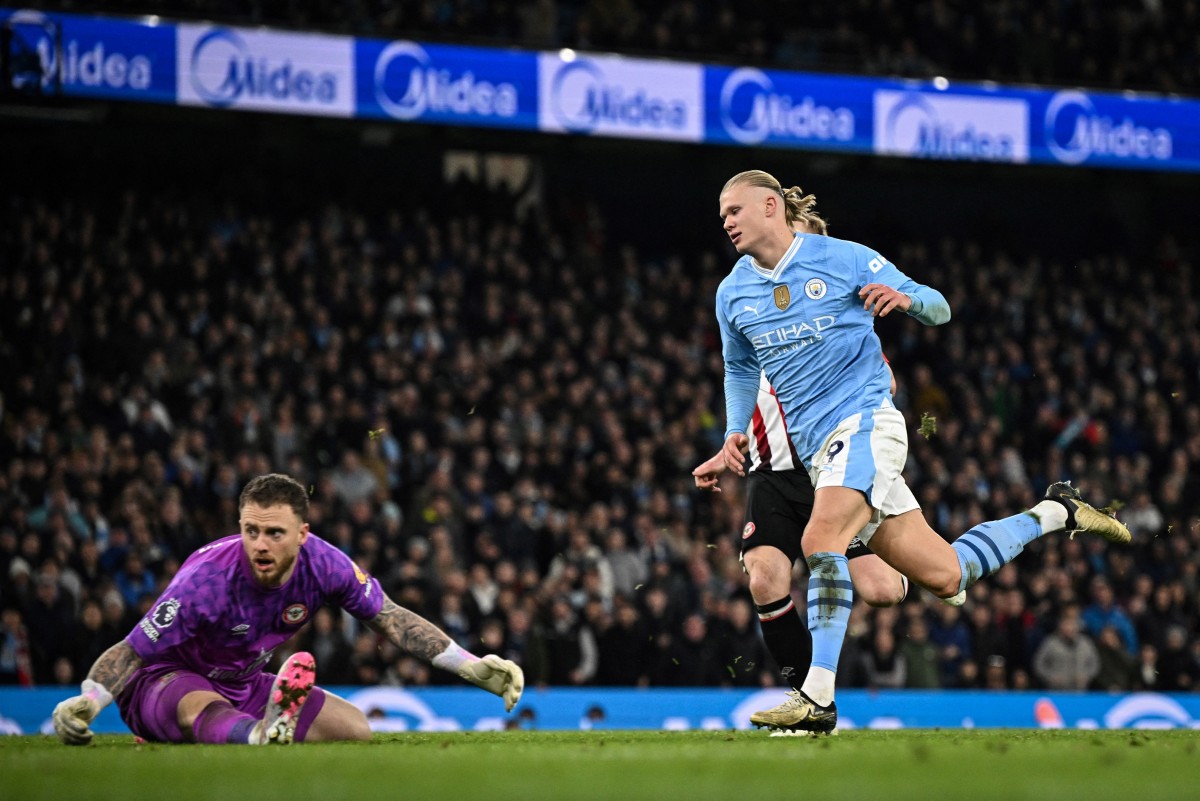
[3,729,1196,801]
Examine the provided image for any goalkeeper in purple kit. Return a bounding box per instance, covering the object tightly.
[52,473,523,745]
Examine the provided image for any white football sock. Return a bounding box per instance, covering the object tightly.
[800,666,836,707]
[1031,500,1069,533]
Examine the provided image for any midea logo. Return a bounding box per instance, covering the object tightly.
[373,41,517,121]
[1044,90,1171,164]
[720,68,853,145]
[190,28,337,107]
[549,59,686,132]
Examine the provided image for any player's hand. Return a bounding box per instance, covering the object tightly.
[721,433,749,477]
[692,451,728,492]
[859,283,912,317]
[52,694,103,745]
[458,655,525,712]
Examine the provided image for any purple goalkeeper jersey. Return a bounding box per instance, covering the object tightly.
[125,533,382,700]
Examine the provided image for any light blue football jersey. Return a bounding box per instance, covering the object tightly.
[717,233,949,469]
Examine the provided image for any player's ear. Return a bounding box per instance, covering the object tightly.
[764,192,782,218]
[298,523,310,545]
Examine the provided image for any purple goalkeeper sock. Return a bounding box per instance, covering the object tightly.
[193,700,258,744]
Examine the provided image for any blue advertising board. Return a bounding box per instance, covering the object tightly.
[5,8,1200,174]
[4,686,1199,736]
[704,67,873,154]
[355,39,539,131]
[176,23,354,117]
[1,8,175,104]
[1030,87,1200,171]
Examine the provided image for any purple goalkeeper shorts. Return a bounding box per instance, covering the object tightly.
[117,662,327,743]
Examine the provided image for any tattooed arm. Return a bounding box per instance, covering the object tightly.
[53,641,144,745]
[87,641,144,698]
[364,596,452,662]
[366,593,525,710]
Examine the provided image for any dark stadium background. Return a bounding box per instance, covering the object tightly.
[2,2,1197,700]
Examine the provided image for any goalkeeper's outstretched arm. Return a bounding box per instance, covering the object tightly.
[54,642,144,745]
[87,641,144,696]
[366,595,524,711]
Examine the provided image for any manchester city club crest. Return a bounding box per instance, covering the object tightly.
[773,285,791,310]
[804,278,827,300]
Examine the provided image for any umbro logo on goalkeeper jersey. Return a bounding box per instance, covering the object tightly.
[230,624,250,636]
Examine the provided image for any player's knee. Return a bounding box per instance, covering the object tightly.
[346,716,372,742]
[747,568,788,604]
[332,705,373,742]
[858,575,906,608]
[930,569,962,600]
[801,526,846,558]
[744,551,791,603]
[313,714,372,743]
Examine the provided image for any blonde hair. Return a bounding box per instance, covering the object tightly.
[722,169,827,235]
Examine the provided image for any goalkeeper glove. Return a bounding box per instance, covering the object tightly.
[457,654,525,712]
[52,679,113,745]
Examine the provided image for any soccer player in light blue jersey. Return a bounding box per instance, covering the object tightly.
[52,473,524,746]
[712,170,1130,734]
[694,214,910,731]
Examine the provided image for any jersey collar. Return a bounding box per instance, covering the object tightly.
[750,233,803,282]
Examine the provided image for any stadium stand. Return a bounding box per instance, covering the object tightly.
[2,136,1197,692]
[37,0,1200,95]
[3,0,1199,694]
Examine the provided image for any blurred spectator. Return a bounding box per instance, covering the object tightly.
[665,613,723,686]
[863,627,907,689]
[1158,625,1198,692]
[301,607,355,685]
[984,655,1009,691]
[1081,576,1138,656]
[27,484,89,541]
[713,597,770,688]
[1135,644,1162,691]
[929,604,971,687]
[70,598,115,680]
[588,602,628,685]
[602,529,647,599]
[1121,491,1164,539]
[538,596,597,686]
[901,617,941,689]
[52,656,75,685]
[1093,625,1135,691]
[503,606,547,680]
[1033,606,1101,690]
[114,552,157,609]
[329,450,380,509]
[22,569,75,679]
[0,606,34,685]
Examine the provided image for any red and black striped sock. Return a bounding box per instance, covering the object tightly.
[755,595,811,691]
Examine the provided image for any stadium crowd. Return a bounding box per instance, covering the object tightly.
[1,169,1198,697]
[43,0,1200,95]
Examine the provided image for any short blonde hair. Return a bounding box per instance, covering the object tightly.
[723,169,827,235]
